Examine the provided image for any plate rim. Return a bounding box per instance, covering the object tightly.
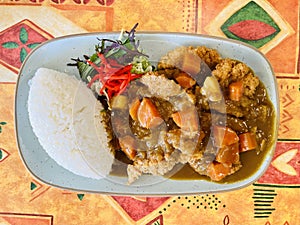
[15,32,280,196]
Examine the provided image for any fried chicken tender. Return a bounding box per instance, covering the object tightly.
[212,58,259,97]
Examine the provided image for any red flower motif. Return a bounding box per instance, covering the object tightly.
[0,20,52,72]
[228,20,276,41]
[29,0,45,3]
[73,0,90,4]
[106,0,114,6]
[51,0,66,4]
[97,0,114,6]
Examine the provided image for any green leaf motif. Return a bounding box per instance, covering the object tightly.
[20,47,27,63]
[2,41,19,49]
[0,150,2,160]
[0,122,6,133]
[30,182,37,190]
[19,27,28,44]
[77,194,84,201]
[27,43,41,49]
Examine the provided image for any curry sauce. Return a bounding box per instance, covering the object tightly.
[103,46,276,184]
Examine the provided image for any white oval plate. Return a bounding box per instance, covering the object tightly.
[15,32,279,195]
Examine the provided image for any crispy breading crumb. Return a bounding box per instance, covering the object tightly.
[212,58,259,97]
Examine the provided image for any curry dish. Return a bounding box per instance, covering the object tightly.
[100,45,275,184]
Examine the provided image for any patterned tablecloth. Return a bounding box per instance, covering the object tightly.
[0,0,299,224]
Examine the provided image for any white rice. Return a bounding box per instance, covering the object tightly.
[27,68,114,179]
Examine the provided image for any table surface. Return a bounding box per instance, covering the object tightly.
[0,0,299,224]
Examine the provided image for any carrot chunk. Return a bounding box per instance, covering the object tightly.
[239,132,257,152]
[229,80,244,101]
[137,98,163,129]
[207,161,231,181]
[216,142,240,164]
[129,98,140,121]
[181,52,201,76]
[213,126,239,147]
[118,135,137,160]
[171,108,199,132]
[175,72,196,89]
